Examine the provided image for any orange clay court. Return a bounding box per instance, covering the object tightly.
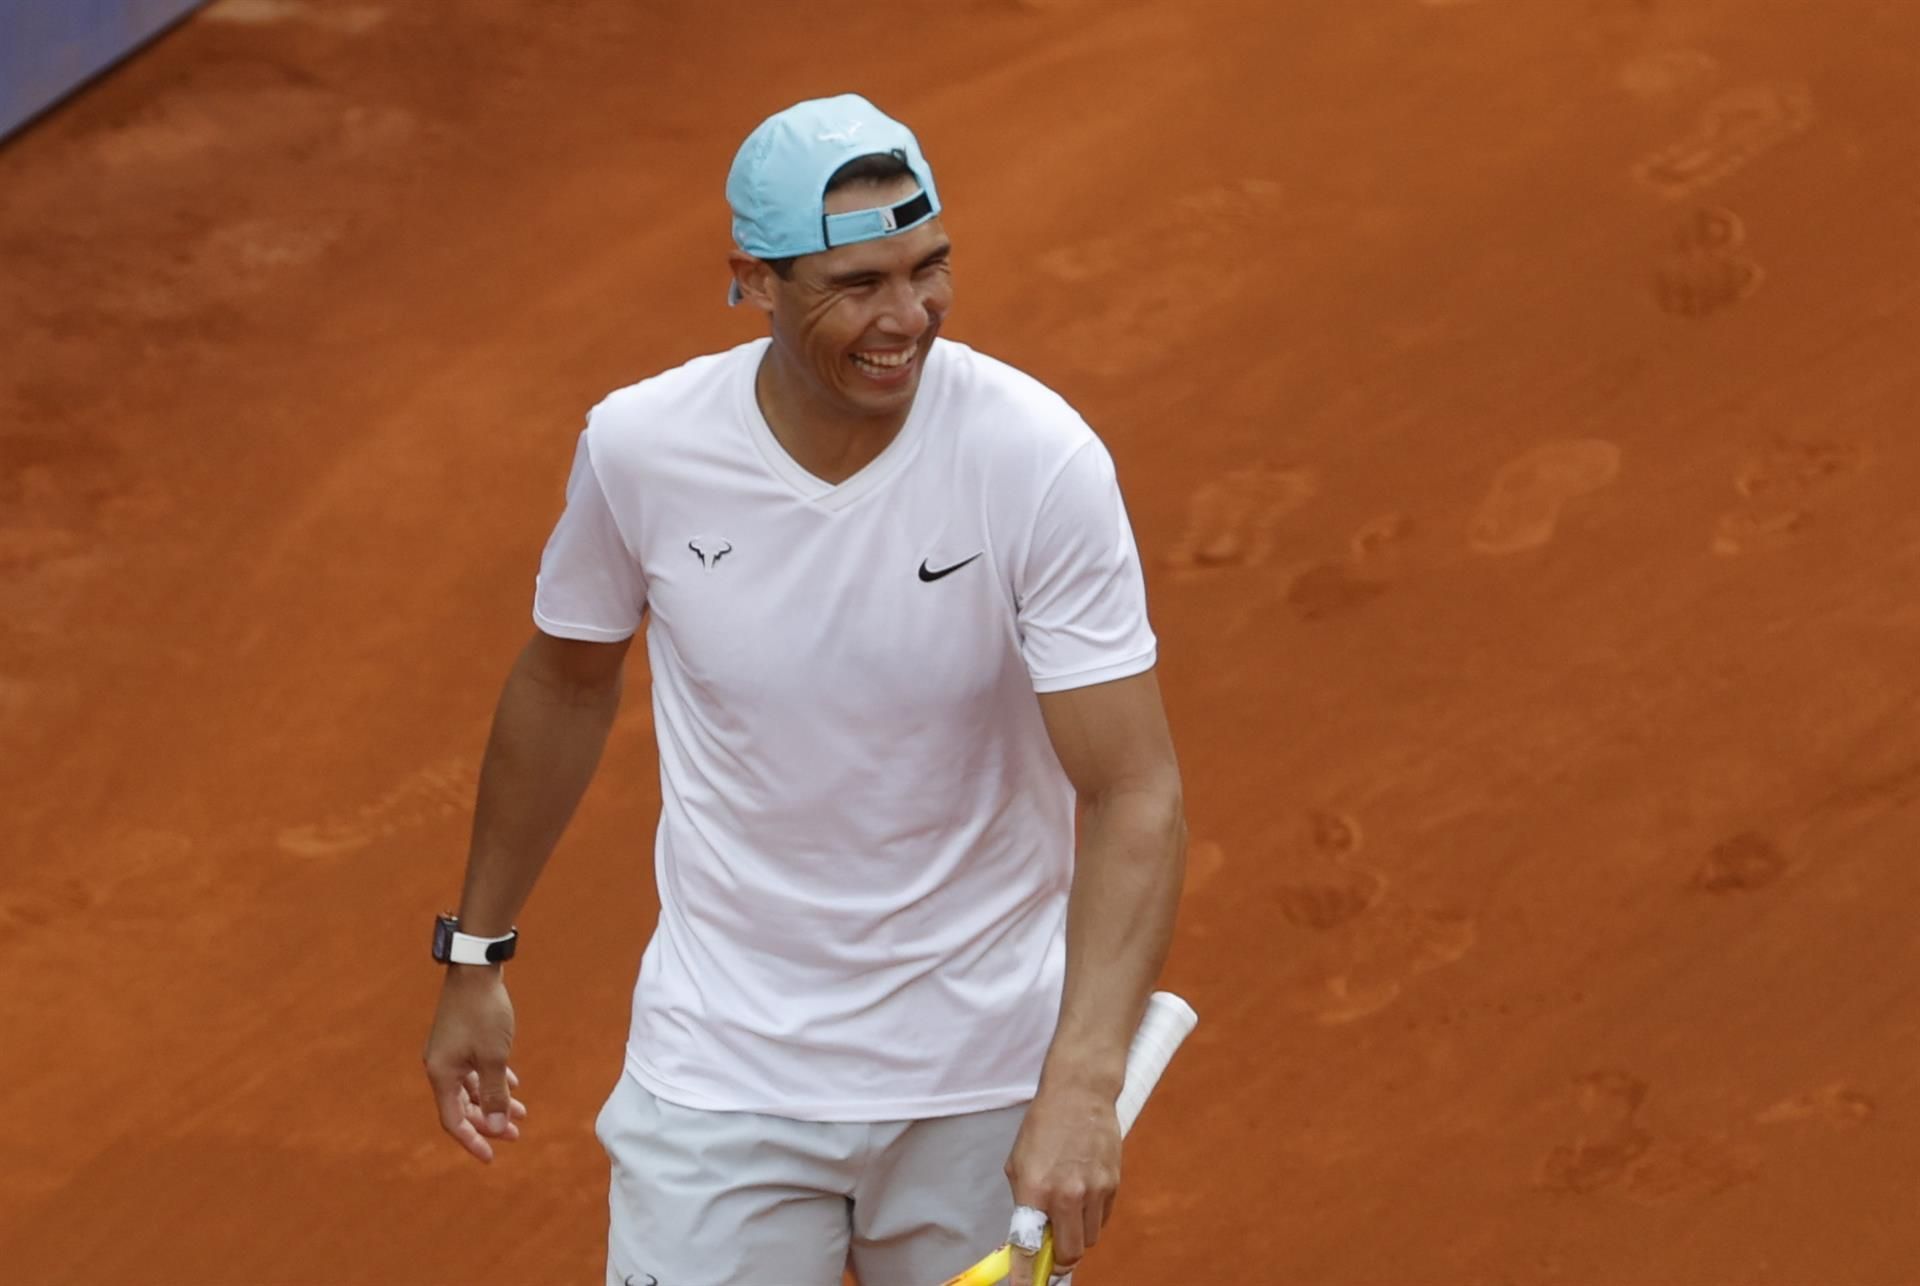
[3,0,1919,1282]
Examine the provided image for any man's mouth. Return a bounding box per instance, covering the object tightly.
[849,342,918,379]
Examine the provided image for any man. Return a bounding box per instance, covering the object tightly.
[422,93,1186,1286]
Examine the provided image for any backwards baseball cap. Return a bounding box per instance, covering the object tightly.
[725,93,942,305]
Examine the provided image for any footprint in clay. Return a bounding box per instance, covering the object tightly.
[1469,440,1622,556]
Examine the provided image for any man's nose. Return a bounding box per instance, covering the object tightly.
[876,276,931,332]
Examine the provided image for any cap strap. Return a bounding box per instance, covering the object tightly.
[821,188,936,249]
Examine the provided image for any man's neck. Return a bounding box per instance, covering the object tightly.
[754,348,913,486]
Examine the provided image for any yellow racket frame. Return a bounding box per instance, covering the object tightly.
[939,1230,1055,1286]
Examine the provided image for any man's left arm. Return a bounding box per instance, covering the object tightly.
[1007,667,1187,1277]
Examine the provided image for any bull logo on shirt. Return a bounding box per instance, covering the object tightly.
[688,536,733,570]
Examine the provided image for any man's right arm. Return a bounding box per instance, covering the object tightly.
[422,627,632,1163]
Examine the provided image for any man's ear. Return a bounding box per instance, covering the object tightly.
[727,252,779,312]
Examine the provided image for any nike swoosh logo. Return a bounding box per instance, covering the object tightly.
[918,553,983,582]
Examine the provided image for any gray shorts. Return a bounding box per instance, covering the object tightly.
[596,1071,1026,1286]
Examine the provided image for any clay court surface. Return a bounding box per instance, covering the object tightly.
[4,0,1919,1281]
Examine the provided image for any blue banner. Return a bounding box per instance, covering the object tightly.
[1,0,209,141]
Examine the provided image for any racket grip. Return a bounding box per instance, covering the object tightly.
[1115,992,1198,1136]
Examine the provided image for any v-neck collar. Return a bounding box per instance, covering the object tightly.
[736,338,942,512]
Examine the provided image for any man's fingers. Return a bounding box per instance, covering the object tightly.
[463,1070,530,1127]
[1005,1202,1052,1286]
[474,1060,515,1135]
[1009,1189,1102,1278]
[1082,1189,1108,1260]
[1058,1204,1112,1281]
[428,1068,495,1163]
[448,1114,498,1160]
[462,1098,522,1141]
[1047,1197,1089,1271]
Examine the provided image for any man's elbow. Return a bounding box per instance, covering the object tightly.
[1085,773,1185,849]
[1163,787,1189,865]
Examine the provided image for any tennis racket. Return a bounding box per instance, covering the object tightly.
[938,991,1199,1286]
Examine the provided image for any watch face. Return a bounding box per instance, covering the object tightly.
[432,915,456,962]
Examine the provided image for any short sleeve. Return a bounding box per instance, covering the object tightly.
[1016,438,1158,692]
[531,431,646,642]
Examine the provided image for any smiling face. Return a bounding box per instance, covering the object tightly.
[731,173,954,427]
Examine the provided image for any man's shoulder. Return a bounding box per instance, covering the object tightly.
[933,339,1094,459]
[585,340,761,443]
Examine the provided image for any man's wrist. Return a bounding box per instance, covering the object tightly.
[442,960,504,982]
[431,914,519,965]
[1036,1047,1127,1102]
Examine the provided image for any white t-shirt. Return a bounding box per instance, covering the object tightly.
[533,336,1157,1120]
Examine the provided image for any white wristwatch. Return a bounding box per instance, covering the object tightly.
[431,913,518,965]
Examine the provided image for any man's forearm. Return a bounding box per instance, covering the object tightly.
[454,641,624,937]
[1039,784,1186,1098]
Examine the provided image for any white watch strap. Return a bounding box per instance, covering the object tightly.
[446,929,513,965]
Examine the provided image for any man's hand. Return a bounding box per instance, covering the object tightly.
[1005,1083,1123,1280]
[422,966,528,1163]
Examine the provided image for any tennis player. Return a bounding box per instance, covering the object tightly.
[421,92,1187,1286]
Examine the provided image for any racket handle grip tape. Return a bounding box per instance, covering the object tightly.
[1114,991,1198,1137]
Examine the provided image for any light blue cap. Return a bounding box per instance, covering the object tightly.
[726,93,942,304]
